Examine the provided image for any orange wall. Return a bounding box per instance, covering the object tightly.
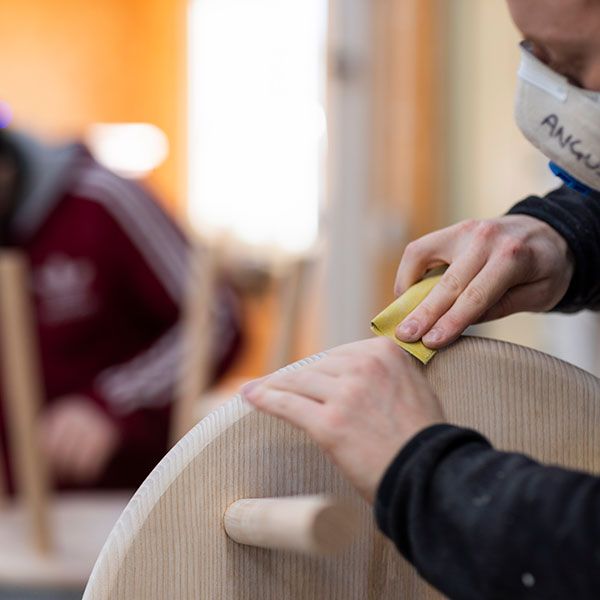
[0,0,187,213]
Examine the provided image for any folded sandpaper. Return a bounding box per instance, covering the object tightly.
[370,266,448,365]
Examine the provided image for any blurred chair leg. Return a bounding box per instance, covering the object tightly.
[0,251,52,554]
[268,257,312,372]
[170,242,217,444]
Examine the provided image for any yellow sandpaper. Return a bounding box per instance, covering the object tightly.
[370,266,448,365]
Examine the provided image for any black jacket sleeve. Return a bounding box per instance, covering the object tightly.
[375,424,600,600]
[507,185,600,311]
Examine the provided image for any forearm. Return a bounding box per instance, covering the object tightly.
[375,424,600,599]
[507,185,600,311]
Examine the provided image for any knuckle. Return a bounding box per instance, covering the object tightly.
[439,271,462,295]
[341,378,367,402]
[500,238,529,261]
[402,240,422,260]
[463,284,487,308]
[341,355,363,377]
[458,218,478,234]
[474,220,501,242]
[321,406,348,442]
[358,352,387,378]
[344,355,364,374]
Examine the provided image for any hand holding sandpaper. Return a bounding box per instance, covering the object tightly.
[390,215,574,351]
[245,213,575,504]
[371,266,447,364]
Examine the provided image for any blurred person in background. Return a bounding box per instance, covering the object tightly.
[0,128,241,491]
[245,0,600,597]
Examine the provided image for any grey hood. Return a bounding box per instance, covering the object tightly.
[1,129,85,239]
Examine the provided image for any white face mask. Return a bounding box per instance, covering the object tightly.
[515,41,600,194]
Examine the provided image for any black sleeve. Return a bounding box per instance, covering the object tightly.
[507,185,600,311]
[375,424,600,600]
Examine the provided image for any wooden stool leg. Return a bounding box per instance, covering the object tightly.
[0,251,52,553]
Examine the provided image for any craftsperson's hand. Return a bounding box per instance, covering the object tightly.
[39,397,121,483]
[243,337,445,503]
[394,215,574,349]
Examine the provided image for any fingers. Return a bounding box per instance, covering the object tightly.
[420,259,525,348]
[394,216,571,348]
[245,338,407,433]
[263,370,339,403]
[393,224,464,295]
[241,356,353,401]
[395,254,486,343]
[244,387,323,435]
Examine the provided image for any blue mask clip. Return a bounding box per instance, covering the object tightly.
[549,162,595,196]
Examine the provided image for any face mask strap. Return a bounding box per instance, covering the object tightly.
[549,162,597,196]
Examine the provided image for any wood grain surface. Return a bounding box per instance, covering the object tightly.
[84,336,600,599]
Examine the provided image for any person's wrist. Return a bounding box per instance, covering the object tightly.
[535,217,575,272]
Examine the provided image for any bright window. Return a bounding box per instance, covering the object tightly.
[188,0,327,254]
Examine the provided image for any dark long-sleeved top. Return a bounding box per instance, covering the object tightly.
[375,185,600,598]
[508,185,600,311]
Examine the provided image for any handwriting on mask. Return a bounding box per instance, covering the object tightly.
[541,114,600,179]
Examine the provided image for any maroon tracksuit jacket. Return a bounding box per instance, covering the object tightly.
[0,131,240,492]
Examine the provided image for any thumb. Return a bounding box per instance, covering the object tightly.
[477,284,535,323]
[477,281,551,323]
